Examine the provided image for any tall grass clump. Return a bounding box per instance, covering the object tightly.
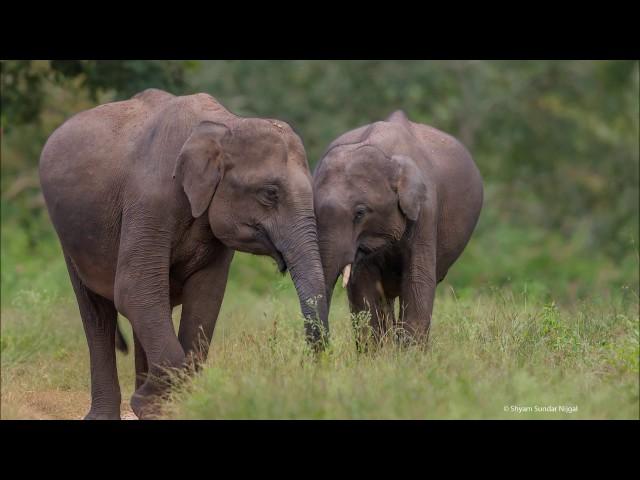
[163,287,639,420]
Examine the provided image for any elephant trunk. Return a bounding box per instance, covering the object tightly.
[320,254,342,314]
[277,213,329,349]
[318,223,355,315]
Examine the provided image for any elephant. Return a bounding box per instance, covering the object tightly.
[39,88,328,419]
[313,110,482,347]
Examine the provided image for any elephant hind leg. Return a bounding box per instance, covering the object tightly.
[64,255,122,420]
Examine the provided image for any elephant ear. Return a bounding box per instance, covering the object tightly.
[391,154,427,221]
[173,121,230,218]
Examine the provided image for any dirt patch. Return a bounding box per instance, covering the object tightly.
[1,390,89,419]
[1,390,138,420]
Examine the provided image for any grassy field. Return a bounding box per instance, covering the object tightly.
[2,251,638,420]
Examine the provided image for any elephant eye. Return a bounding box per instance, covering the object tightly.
[259,185,279,207]
[354,205,368,223]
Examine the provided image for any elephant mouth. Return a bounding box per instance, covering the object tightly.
[349,242,391,278]
[333,245,373,289]
[254,226,287,273]
[354,244,374,265]
[272,249,287,274]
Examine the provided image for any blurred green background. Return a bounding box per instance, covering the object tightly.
[1,60,638,306]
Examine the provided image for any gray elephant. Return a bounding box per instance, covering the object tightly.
[313,110,482,346]
[39,89,328,419]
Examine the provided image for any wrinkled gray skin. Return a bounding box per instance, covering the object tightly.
[39,89,328,419]
[313,110,482,347]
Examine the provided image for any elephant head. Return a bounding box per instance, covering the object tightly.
[173,117,329,347]
[312,142,426,310]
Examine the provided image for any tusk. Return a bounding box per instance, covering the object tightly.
[342,264,352,288]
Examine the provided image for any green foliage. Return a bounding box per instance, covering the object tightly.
[1,60,194,131]
[1,60,638,304]
[188,60,639,260]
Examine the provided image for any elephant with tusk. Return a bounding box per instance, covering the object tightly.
[313,110,483,347]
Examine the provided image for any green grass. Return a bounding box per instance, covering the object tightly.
[1,227,638,419]
[2,286,639,419]
[0,290,135,419]
[160,287,639,419]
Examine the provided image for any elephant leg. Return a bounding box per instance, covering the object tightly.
[347,262,395,351]
[397,223,438,345]
[133,330,148,391]
[115,277,184,418]
[64,256,121,420]
[114,218,185,419]
[377,296,397,343]
[178,248,234,368]
[381,255,404,339]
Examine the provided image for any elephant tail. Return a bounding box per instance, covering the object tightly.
[115,321,129,354]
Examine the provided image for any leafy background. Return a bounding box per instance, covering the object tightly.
[2,60,638,304]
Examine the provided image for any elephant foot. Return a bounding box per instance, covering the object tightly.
[130,392,163,420]
[84,409,121,420]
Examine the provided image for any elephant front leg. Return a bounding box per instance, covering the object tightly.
[114,220,185,419]
[178,249,234,368]
[347,263,396,351]
[397,232,438,345]
[115,278,185,419]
